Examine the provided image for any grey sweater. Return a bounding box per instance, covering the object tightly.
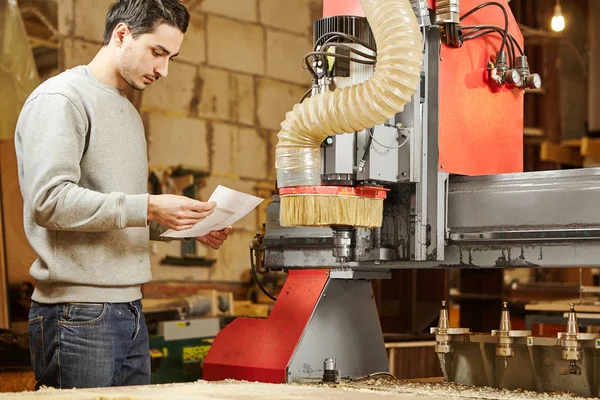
[15,65,162,304]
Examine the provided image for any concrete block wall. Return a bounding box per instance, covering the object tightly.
[58,0,323,282]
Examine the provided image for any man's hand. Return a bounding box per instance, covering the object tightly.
[196,227,233,249]
[148,194,215,231]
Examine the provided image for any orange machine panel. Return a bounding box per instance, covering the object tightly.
[322,0,524,175]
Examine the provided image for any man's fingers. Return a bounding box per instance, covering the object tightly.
[189,200,216,213]
[173,224,196,231]
[197,235,220,249]
[216,227,234,236]
[206,235,224,246]
[178,209,213,220]
[210,230,229,240]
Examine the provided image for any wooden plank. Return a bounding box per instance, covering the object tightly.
[0,370,35,392]
[561,138,582,148]
[540,141,582,166]
[524,88,546,94]
[0,178,9,329]
[0,141,37,290]
[580,137,600,158]
[525,302,600,313]
[524,136,544,145]
[523,127,544,137]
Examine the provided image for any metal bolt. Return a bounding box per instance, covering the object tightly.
[440,57,444,61]
[440,164,445,169]
[401,171,407,177]
[323,293,327,297]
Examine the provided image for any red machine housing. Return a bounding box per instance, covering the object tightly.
[203,270,329,382]
[324,0,524,175]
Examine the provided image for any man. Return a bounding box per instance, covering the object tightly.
[15,0,231,389]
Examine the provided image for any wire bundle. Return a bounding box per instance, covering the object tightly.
[303,32,377,83]
[454,1,524,68]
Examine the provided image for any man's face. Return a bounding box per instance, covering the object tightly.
[116,23,184,91]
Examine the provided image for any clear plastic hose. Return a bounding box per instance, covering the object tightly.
[275,0,423,188]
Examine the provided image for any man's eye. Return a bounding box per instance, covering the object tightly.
[153,50,163,57]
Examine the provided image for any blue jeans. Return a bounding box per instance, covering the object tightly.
[28,300,150,389]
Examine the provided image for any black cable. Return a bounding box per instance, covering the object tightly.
[460,27,515,67]
[320,42,377,61]
[342,371,396,381]
[452,23,462,48]
[460,26,522,68]
[304,52,376,80]
[305,51,376,70]
[299,87,312,103]
[250,248,277,302]
[302,56,319,81]
[315,32,376,52]
[461,25,523,56]
[305,32,377,80]
[356,128,374,171]
[460,2,509,56]
[445,23,462,48]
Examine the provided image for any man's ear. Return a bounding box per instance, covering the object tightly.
[112,23,130,47]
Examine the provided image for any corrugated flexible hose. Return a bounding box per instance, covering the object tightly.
[275,0,423,188]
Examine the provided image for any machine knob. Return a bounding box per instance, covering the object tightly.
[505,69,521,86]
[526,73,542,90]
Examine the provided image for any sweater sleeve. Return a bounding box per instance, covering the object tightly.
[149,221,176,241]
[16,93,148,231]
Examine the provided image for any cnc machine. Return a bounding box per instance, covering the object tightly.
[203,0,600,395]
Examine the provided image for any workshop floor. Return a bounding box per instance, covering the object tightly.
[0,379,591,400]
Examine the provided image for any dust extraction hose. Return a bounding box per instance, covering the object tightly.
[275,0,423,188]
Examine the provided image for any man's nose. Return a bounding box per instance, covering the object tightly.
[155,59,169,79]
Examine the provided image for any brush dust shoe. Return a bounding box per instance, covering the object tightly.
[279,186,388,228]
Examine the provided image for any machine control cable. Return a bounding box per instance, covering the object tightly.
[249,247,278,302]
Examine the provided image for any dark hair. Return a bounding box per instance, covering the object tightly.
[102,0,190,45]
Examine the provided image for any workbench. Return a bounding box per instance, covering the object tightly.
[525,301,600,331]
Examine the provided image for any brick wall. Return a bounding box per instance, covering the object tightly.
[58,0,322,282]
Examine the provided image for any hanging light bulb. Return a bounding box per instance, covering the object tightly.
[551,0,565,32]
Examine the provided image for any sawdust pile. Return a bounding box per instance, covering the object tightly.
[337,378,593,400]
[0,379,594,400]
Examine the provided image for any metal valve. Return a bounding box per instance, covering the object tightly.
[516,56,542,90]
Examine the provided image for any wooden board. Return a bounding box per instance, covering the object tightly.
[0,140,37,288]
[539,141,582,166]
[525,302,600,313]
[580,137,600,158]
[0,370,35,392]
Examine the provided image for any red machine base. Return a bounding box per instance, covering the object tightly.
[202,270,329,383]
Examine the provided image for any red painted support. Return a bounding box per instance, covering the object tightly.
[438,0,524,175]
[203,270,329,383]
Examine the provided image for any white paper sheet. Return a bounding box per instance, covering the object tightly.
[161,185,264,238]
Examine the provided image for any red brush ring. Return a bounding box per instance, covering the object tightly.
[279,186,389,199]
